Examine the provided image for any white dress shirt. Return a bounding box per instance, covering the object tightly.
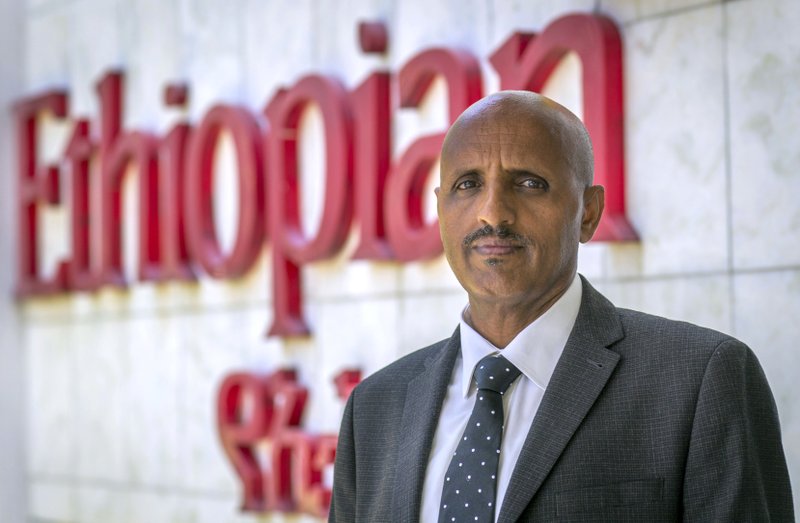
[419,275,583,522]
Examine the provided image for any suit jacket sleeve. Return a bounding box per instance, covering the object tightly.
[330,391,357,523]
[682,338,794,521]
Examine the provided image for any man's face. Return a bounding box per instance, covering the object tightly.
[436,102,601,308]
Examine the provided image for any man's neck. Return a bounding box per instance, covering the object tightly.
[464,276,576,348]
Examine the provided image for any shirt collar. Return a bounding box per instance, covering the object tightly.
[458,274,583,398]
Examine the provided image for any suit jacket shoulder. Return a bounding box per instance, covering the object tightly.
[352,335,453,398]
[611,307,738,381]
[616,306,733,349]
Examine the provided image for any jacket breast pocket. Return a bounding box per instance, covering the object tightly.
[554,477,665,521]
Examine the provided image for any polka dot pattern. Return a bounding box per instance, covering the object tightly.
[438,355,521,523]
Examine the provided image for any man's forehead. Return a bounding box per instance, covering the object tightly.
[450,133,539,147]
[444,125,559,157]
[448,108,560,142]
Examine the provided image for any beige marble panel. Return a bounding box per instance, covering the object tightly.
[122,491,178,523]
[25,323,78,478]
[119,316,181,487]
[190,256,271,311]
[118,0,182,129]
[74,320,127,483]
[313,297,401,428]
[75,484,125,523]
[398,289,467,358]
[312,0,394,85]
[25,3,70,89]
[622,5,729,277]
[241,0,316,106]
[177,310,250,494]
[237,306,286,367]
[579,243,648,281]
[393,0,491,65]
[732,269,800,510]
[28,480,76,522]
[28,0,70,11]
[726,0,800,269]
[601,0,721,25]
[592,274,732,334]
[2,2,29,519]
[400,254,463,295]
[177,0,245,118]
[305,258,402,300]
[66,0,124,115]
[577,243,606,280]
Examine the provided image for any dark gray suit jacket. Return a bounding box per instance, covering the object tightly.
[330,278,794,522]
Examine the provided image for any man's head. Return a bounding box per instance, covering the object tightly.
[436,90,604,311]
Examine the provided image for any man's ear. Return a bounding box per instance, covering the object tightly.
[579,185,605,243]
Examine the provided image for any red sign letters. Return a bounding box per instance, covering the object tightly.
[217,368,361,516]
[14,13,635,338]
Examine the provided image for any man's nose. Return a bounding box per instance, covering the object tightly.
[476,184,515,227]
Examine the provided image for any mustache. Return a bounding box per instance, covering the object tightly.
[462,224,531,246]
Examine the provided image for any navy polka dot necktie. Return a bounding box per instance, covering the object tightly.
[438,354,522,523]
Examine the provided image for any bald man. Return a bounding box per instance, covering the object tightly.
[330,91,793,522]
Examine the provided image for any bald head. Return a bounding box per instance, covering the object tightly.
[442,91,594,187]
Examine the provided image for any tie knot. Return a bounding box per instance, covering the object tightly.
[474,355,521,393]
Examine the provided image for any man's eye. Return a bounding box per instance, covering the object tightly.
[520,178,547,189]
[456,180,479,190]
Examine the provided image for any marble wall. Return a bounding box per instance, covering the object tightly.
[0,0,26,521]
[5,0,799,521]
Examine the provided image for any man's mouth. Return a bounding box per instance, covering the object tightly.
[472,242,523,256]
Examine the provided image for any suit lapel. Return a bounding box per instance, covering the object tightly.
[498,278,624,523]
[391,330,461,523]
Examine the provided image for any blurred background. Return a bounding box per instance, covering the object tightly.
[1,0,798,521]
